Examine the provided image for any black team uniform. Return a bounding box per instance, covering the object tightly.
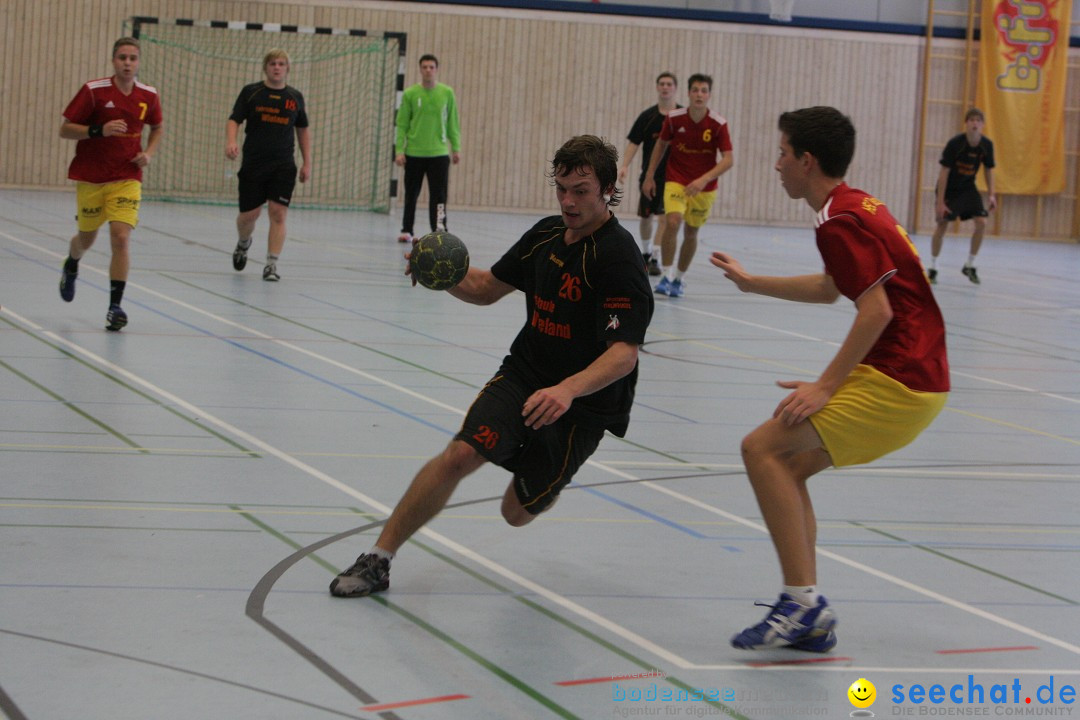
[455,214,655,514]
[627,104,681,218]
[230,82,309,212]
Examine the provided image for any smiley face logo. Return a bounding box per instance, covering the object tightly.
[847,678,876,709]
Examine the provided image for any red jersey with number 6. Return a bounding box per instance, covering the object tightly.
[63,77,163,184]
[658,108,732,191]
[815,183,949,393]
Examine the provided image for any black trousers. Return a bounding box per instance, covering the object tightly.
[401,154,451,235]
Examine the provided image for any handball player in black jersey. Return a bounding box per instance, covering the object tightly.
[331,135,654,598]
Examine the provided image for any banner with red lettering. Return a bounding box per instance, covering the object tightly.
[976,0,1071,194]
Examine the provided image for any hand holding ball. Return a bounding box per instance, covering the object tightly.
[408,231,470,290]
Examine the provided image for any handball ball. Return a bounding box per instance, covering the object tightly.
[410,231,470,290]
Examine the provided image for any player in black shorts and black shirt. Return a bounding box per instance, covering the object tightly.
[331,135,655,598]
[619,72,680,276]
[225,48,312,281]
[928,108,995,285]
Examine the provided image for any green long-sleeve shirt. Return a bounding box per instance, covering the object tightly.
[395,82,461,157]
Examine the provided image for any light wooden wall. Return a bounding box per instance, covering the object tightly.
[5,0,1071,240]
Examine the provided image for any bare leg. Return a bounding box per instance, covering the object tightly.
[69,229,99,260]
[639,216,654,244]
[108,222,132,282]
[266,201,288,257]
[930,220,948,260]
[374,439,488,553]
[658,213,682,267]
[237,207,261,242]
[741,419,833,586]
[969,217,985,257]
[677,224,700,273]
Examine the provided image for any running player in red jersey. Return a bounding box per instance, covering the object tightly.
[711,106,949,653]
[642,73,733,298]
[58,37,164,331]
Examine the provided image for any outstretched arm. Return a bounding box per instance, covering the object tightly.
[710,251,840,304]
[522,341,639,429]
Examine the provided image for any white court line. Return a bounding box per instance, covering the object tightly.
[667,303,1080,406]
[5,231,1079,669]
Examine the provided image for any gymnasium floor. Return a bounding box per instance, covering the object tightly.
[1,188,1078,720]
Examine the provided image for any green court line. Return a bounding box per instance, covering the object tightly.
[1,359,148,454]
[232,506,582,719]
[158,273,475,388]
[1,315,258,457]
[851,521,1079,606]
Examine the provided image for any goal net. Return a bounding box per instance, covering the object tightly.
[128,18,403,212]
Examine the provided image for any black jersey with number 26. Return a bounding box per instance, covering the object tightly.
[491,214,654,436]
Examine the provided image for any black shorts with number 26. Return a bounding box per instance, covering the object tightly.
[455,369,604,515]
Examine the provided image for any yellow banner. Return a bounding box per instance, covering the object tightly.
[976,0,1071,194]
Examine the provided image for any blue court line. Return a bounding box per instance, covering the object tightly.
[8,248,456,436]
[300,293,505,363]
[576,485,739,550]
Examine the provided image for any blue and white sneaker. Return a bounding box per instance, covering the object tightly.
[654,276,673,296]
[669,278,685,298]
[731,594,837,652]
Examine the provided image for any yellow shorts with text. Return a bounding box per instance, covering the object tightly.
[809,364,948,467]
[76,180,142,232]
[663,182,716,228]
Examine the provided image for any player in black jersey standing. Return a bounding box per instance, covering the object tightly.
[618,72,680,276]
[225,49,312,281]
[331,135,655,598]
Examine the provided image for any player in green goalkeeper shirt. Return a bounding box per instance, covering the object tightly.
[395,54,461,243]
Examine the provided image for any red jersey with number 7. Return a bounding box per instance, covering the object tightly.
[63,77,163,184]
[658,108,732,191]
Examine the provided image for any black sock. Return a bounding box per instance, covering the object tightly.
[110,280,126,307]
[64,256,79,273]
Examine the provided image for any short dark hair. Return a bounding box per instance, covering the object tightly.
[548,135,622,207]
[419,54,439,67]
[656,72,677,86]
[965,107,985,122]
[113,37,139,56]
[687,73,712,91]
[777,106,856,179]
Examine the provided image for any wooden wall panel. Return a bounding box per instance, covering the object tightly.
[3,0,1072,239]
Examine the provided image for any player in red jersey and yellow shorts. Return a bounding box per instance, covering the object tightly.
[711,106,949,653]
[642,73,733,298]
[58,37,164,331]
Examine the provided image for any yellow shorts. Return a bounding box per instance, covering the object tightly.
[809,364,948,467]
[663,182,716,228]
[76,180,142,232]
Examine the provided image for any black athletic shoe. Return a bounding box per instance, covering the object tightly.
[262,263,280,282]
[647,257,662,277]
[232,239,250,271]
[927,268,937,284]
[329,553,390,597]
[59,262,78,302]
[962,266,980,284]
[105,305,128,332]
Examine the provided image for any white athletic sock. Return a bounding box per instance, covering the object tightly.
[929,256,937,270]
[370,546,394,562]
[266,252,279,266]
[237,236,252,250]
[673,268,686,281]
[965,254,977,267]
[662,266,673,280]
[783,584,819,607]
[640,237,652,255]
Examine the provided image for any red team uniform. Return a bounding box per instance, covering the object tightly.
[659,108,733,190]
[62,77,163,184]
[814,183,950,393]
